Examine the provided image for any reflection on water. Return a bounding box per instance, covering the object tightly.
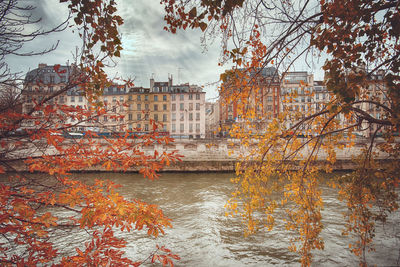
[75,172,400,267]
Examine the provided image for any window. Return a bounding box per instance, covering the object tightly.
[145,124,149,131]
[145,95,149,101]
[189,113,193,121]
[137,113,141,120]
[180,123,184,132]
[137,104,141,110]
[189,94,193,100]
[171,94,176,101]
[59,96,64,103]
[129,114,133,120]
[120,96,124,102]
[145,114,149,120]
[196,113,200,121]
[180,113,184,121]
[267,96,272,101]
[172,103,176,111]
[104,116,107,122]
[163,125,167,131]
[267,105,272,111]
[163,104,167,111]
[172,113,176,121]
[137,95,141,101]
[189,123,193,132]
[154,114,158,121]
[180,103,184,111]
[163,114,167,122]
[154,95,158,101]
[112,106,116,113]
[79,96,83,102]
[228,105,232,112]
[180,94,184,100]
[128,95,132,101]
[189,103,193,111]
[50,76,55,84]
[196,94,200,100]
[163,95,167,101]
[154,104,158,111]
[49,86,54,92]
[196,123,200,132]
[137,124,141,130]
[113,96,116,102]
[196,103,200,110]
[71,96,75,102]
[172,124,176,132]
[145,103,149,110]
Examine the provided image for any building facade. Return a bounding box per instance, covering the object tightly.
[219,67,280,135]
[169,83,206,138]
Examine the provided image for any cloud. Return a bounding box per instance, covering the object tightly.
[7,0,224,99]
[114,0,224,98]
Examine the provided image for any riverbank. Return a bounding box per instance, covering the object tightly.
[5,139,398,172]
[7,158,399,173]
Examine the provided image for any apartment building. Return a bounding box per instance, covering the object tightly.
[355,70,388,137]
[22,63,76,129]
[313,80,330,112]
[150,76,206,138]
[100,85,127,133]
[151,80,171,132]
[22,64,207,138]
[169,83,206,138]
[219,67,280,134]
[205,101,220,139]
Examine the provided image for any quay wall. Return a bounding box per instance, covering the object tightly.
[7,139,397,172]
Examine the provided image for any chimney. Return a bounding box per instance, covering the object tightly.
[150,76,155,91]
[168,74,173,87]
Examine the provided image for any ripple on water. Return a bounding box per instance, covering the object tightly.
[9,172,399,266]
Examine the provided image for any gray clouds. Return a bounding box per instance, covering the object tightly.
[7,0,223,99]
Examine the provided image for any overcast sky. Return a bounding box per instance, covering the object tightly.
[7,0,323,101]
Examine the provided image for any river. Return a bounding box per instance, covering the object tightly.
[3,172,400,266]
[71,172,399,267]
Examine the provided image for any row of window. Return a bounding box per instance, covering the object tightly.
[127,94,168,101]
[171,113,201,121]
[171,103,201,111]
[171,94,201,101]
[171,123,201,133]
[127,124,168,132]
[104,113,169,122]
[126,103,168,111]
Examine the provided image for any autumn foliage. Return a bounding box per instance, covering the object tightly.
[0,0,182,265]
[163,0,400,266]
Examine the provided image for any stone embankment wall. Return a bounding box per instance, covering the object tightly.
[9,138,396,172]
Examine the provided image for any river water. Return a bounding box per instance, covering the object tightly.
[3,172,400,266]
[69,172,399,267]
